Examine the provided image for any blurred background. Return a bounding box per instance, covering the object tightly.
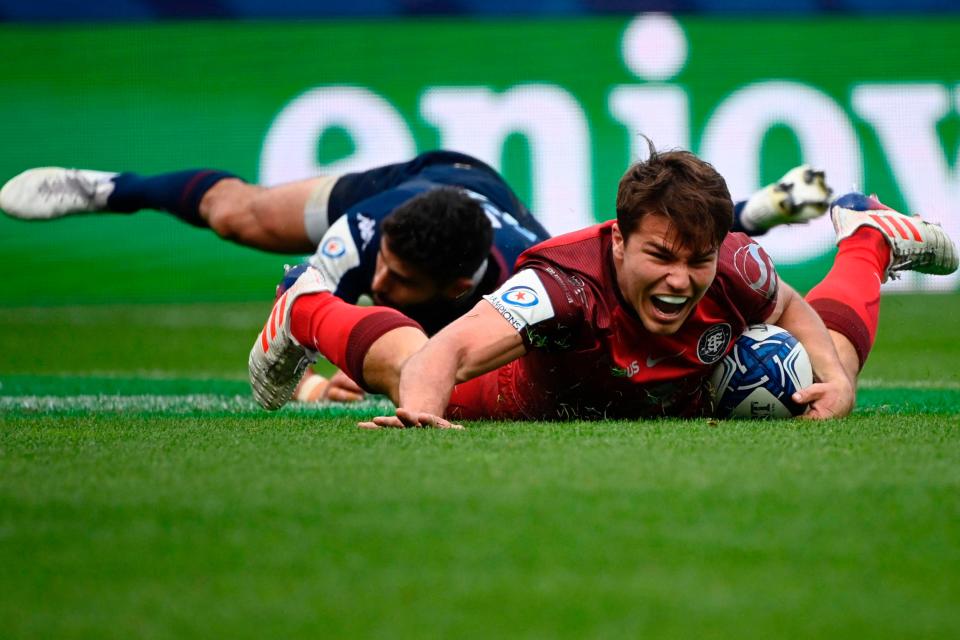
[1,1,958,306]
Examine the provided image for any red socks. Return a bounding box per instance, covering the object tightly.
[805,228,891,370]
[289,292,422,390]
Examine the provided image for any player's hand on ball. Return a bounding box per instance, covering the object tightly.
[358,408,463,430]
[793,376,855,420]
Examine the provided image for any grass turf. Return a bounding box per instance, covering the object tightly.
[3,413,959,638]
[1,294,959,638]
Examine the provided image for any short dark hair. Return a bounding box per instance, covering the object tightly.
[616,141,733,252]
[381,187,493,284]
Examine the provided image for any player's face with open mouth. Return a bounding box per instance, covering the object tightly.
[612,214,718,335]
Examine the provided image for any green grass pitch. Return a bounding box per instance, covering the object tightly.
[1,295,959,638]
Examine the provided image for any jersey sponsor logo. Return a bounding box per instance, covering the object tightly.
[501,286,539,308]
[646,349,686,368]
[733,243,778,299]
[611,359,641,378]
[356,213,376,250]
[697,323,732,364]
[482,269,555,332]
[321,237,347,258]
[488,297,525,331]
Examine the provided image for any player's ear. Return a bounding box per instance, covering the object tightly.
[441,277,475,300]
[611,222,625,261]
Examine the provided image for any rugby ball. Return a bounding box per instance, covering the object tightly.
[709,324,813,419]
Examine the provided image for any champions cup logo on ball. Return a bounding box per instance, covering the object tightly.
[710,324,814,419]
[321,237,347,258]
[501,286,540,308]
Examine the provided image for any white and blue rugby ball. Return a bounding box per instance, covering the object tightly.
[709,324,813,419]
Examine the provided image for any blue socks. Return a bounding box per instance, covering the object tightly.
[729,200,753,235]
[106,169,238,227]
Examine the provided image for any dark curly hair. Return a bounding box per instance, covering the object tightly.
[616,140,733,253]
[381,187,493,284]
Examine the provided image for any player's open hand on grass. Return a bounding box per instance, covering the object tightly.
[793,376,855,420]
[358,408,464,430]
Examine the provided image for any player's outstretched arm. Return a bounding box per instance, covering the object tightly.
[766,282,855,419]
[357,300,527,429]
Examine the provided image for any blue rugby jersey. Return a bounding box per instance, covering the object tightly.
[304,151,550,335]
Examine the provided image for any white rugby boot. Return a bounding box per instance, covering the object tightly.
[738,165,832,233]
[0,167,117,220]
[249,266,329,410]
[830,193,959,281]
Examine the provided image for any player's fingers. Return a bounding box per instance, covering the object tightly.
[393,408,463,430]
[394,407,426,427]
[378,415,411,428]
[329,371,365,394]
[799,393,850,420]
[326,386,365,403]
[357,415,408,429]
[342,380,365,395]
[792,383,826,406]
[419,414,464,430]
[798,406,827,420]
[794,388,829,419]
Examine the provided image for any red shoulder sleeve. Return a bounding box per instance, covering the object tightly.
[482,262,590,350]
[716,232,779,323]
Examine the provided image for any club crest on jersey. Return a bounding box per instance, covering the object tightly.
[501,286,540,308]
[733,243,778,299]
[321,237,347,258]
[697,323,732,364]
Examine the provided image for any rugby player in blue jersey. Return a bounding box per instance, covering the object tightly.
[2,151,551,400]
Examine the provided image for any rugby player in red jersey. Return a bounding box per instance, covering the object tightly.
[3,150,829,405]
[247,146,957,426]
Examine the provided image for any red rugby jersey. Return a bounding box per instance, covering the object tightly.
[481,221,778,419]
